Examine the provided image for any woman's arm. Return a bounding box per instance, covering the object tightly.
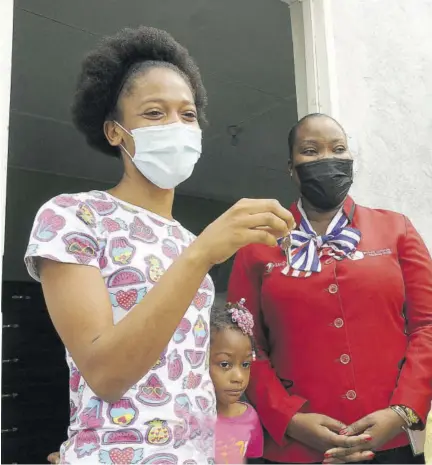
[227,246,307,447]
[35,198,294,403]
[390,216,432,422]
[228,246,374,457]
[40,245,211,403]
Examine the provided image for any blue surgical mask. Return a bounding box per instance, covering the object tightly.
[115,122,202,189]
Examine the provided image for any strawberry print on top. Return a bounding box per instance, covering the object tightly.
[192,292,212,311]
[24,191,216,463]
[167,349,183,381]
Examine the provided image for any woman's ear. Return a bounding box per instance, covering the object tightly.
[104,120,123,148]
[288,160,293,176]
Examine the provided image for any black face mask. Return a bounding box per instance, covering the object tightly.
[295,158,353,211]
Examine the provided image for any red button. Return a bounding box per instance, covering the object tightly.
[346,390,357,400]
[334,318,344,328]
[325,258,333,265]
[340,354,351,365]
[328,284,339,294]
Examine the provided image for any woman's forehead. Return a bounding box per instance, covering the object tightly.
[134,68,193,99]
[296,117,346,142]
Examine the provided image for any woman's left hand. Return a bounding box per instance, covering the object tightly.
[323,408,406,463]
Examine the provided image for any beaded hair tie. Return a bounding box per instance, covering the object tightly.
[225,298,254,337]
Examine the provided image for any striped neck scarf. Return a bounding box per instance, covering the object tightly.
[280,200,361,278]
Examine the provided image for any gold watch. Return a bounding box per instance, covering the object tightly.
[401,406,421,427]
[391,405,421,430]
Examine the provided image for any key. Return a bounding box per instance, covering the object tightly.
[280,234,292,276]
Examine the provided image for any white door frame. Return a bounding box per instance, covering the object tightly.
[283,0,339,119]
[0,0,14,457]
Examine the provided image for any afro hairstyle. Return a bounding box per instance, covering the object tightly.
[72,26,207,157]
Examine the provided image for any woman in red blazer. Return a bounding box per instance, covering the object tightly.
[227,113,432,464]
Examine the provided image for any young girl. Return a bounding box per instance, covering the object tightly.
[210,299,264,464]
[48,299,263,465]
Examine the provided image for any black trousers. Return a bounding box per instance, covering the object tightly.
[248,445,424,464]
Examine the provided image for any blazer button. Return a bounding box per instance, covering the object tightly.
[328,284,339,294]
[340,354,351,365]
[346,390,357,400]
[334,318,344,328]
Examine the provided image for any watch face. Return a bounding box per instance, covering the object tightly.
[404,408,420,424]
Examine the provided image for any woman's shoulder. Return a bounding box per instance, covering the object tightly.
[25,192,108,281]
[34,191,118,220]
[42,190,119,212]
[356,202,404,218]
[355,203,408,230]
[31,191,127,235]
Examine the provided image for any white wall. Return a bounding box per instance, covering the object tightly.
[330,0,432,249]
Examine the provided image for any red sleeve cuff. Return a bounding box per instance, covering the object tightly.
[270,394,308,446]
[390,388,431,424]
[247,361,308,446]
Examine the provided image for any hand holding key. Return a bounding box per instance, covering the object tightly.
[192,198,296,266]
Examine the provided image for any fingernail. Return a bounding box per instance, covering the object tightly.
[365,436,373,442]
[324,453,332,458]
[339,428,348,435]
[367,452,375,458]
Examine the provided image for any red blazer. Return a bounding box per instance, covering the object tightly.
[227,197,432,463]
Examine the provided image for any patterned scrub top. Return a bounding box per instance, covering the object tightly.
[24,191,216,465]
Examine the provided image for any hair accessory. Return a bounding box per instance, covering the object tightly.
[225,298,254,337]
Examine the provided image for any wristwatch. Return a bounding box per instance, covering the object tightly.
[390,405,421,430]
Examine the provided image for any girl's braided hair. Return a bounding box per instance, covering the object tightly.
[210,298,256,360]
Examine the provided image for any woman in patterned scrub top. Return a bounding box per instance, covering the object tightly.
[23,26,295,464]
